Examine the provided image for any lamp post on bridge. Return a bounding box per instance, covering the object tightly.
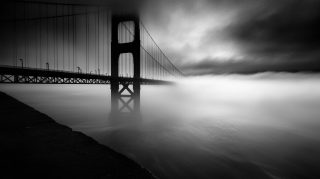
[46,62,49,70]
[77,67,81,73]
[18,59,23,68]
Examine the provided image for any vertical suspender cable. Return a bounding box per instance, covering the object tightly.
[97,11,99,73]
[14,2,17,66]
[54,5,56,70]
[39,4,42,68]
[94,11,96,73]
[106,12,111,75]
[158,49,160,79]
[53,5,55,70]
[33,3,37,68]
[108,12,110,75]
[96,10,99,74]
[62,5,65,70]
[56,5,58,70]
[98,7,100,74]
[102,10,105,74]
[85,7,88,73]
[46,4,49,69]
[53,5,56,70]
[108,11,110,75]
[35,4,39,68]
[72,6,76,72]
[24,2,27,67]
[67,6,70,71]
[146,51,148,78]
[156,48,157,79]
[144,44,146,78]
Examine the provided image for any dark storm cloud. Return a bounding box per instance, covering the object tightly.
[103,0,320,74]
[163,0,320,74]
[230,0,320,55]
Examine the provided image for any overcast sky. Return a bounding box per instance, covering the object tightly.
[2,0,319,75]
[133,0,320,75]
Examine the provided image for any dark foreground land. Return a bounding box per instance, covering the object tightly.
[0,92,155,179]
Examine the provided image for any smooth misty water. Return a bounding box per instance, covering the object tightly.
[1,73,320,179]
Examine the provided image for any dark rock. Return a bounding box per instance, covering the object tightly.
[0,92,156,179]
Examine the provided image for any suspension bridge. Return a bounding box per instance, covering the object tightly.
[0,1,184,116]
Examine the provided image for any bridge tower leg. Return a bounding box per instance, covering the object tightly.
[110,14,140,117]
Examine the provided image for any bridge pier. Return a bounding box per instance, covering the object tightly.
[110,14,141,117]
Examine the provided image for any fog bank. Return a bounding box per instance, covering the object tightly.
[1,72,320,178]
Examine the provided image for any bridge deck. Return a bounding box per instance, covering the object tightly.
[0,66,172,85]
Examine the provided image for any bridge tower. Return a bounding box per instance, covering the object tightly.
[110,14,141,116]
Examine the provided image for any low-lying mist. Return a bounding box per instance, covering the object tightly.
[1,72,320,179]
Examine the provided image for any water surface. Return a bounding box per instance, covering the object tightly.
[1,73,320,179]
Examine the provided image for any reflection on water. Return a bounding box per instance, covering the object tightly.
[1,73,320,179]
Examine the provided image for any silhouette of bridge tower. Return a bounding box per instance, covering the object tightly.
[111,14,140,115]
